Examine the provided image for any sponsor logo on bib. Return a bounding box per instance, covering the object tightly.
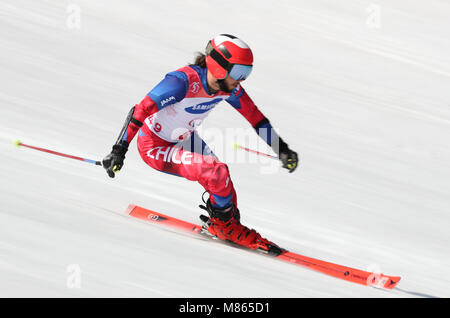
[184,98,222,114]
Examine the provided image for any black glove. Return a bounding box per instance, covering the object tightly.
[278,142,299,173]
[102,143,128,178]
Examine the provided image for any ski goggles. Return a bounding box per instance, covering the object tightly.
[228,64,253,81]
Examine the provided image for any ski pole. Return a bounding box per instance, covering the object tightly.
[13,139,102,166]
[233,142,278,160]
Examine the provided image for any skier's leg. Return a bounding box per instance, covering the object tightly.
[137,130,279,253]
[137,130,236,208]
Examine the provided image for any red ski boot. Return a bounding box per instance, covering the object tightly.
[199,199,282,255]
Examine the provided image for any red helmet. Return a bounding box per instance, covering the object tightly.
[205,34,253,81]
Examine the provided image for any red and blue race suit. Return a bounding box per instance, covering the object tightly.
[120,65,281,208]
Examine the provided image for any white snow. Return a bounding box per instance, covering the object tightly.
[1,0,449,297]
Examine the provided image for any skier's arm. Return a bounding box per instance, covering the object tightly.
[102,72,188,178]
[226,86,299,172]
[116,72,189,148]
[101,96,157,178]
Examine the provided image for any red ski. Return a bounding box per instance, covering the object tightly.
[124,204,401,290]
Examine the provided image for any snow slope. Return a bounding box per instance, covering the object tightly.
[1,0,449,297]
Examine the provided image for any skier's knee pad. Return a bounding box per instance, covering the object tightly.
[210,162,232,193]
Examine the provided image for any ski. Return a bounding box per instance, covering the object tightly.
[124,204,401,290]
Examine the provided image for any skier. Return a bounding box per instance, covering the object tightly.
[103,34,298,254]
